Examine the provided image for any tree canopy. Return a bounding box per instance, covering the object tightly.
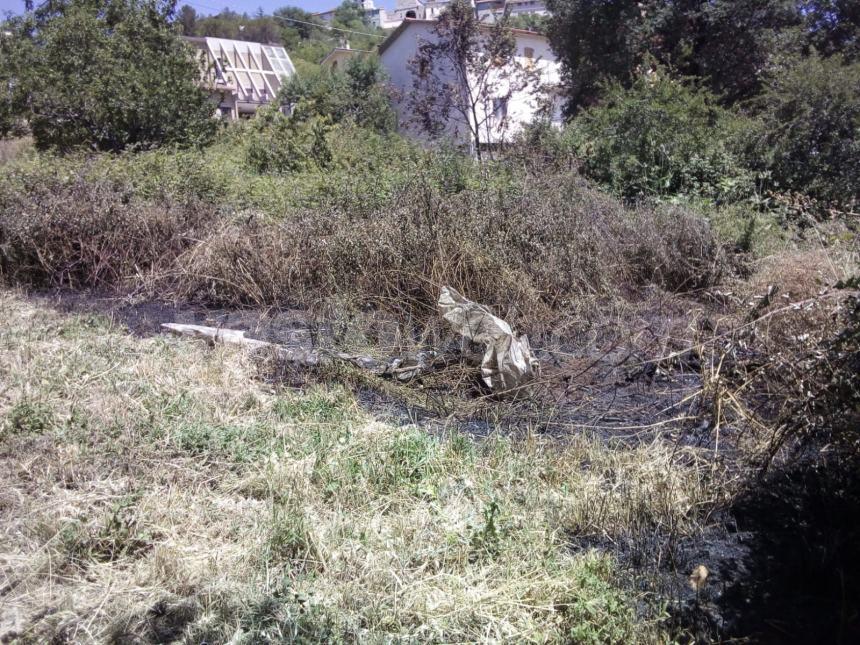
[1,0,215,151]
[545,0,860,112]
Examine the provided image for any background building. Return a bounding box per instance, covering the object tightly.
[185,36,296,119]
[378,19,562,147]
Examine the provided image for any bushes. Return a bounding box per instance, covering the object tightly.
[745,55,860,210]
[245,109,332,175]
[162,172,727,324]
[2,0,215,152]
[0,168,212,289]
[566,73,754,202]
[0,148,729,329]
[625,205,726,292]
[279,56,397,134]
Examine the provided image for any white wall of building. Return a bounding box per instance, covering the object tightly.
[379,21,563,147]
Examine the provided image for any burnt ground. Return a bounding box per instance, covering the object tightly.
[569,455,860,644]
[24,290,860,644]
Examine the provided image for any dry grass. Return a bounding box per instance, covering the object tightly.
[0,160,727,333]
[686,241,860,466]
[0,138,32,167]
[0,291,729,643]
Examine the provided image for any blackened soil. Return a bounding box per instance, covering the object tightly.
[576,454,860,643]
[717,457,860,644]
[30,290,320,345]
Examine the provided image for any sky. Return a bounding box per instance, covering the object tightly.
[0,0,396,17]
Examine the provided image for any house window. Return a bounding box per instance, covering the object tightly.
[492,97,508,120]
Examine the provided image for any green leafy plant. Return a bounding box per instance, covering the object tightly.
[245,108,332,175]
[279,56,397,134]
[2,0,215,151]
[745,55,860,210]
[567,71,754,202]
[2,399,56,438]
[470,499,503,559]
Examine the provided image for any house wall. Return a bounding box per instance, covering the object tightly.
[483,31,562,143]
[322,49,362,70]
[379,22,465,143]
[379,22,563,148]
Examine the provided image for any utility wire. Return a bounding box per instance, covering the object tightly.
[272,14,386,39]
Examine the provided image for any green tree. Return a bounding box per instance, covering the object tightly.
[280,55,396,134]
[546,0,803,112]
[177,3,196,34]
[545,0,646,112]
[0,27,32,137]
[275,6,324,47]
[333,1,369,29]
[567,71,753,202]
[802,0,860,60]
[682,0,802,103]
[193,8,244,39]
[3,0,215,151]
[747,55,860,209]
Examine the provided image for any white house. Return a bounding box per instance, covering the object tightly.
[316,1,403,30]
[185,37,296,119]
[378,19,562,147]
[317,0,549,31]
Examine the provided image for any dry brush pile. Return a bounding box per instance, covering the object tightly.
[0,157,726,332]
[1,150,857,464]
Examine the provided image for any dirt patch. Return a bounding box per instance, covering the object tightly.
[31,289,715,443]
[33,290,315,344]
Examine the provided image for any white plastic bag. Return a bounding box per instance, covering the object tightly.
[437,286,539,391]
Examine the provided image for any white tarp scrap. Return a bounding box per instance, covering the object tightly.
[160,322,437,381]
[437,286,539,391]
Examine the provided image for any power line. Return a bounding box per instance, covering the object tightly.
[184,1,387,40]
[273,14,386,39]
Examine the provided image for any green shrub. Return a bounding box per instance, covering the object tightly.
[562,555,637,645]
[280,56,397,134]
[746,55,860,210]
[567,72,755,202]
[2,0,215,152]
[245,108,332,175]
